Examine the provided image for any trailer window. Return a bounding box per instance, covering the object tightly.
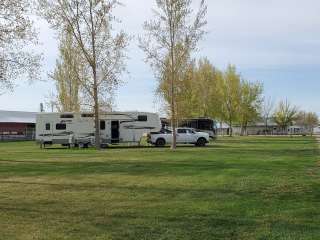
[45,123,50,130]
[60,114,74,119]
[100,120,106,130]
[56,123,66,130]
[138,115,148,121]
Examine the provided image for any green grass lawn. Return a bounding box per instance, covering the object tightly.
[0,137,319,240]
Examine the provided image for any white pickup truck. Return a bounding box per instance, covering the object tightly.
[148,128,210,147]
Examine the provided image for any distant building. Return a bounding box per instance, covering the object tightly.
[232,119,309,136]
[0,110,37,141]
[216,122,231,136]
[313,126,320,135]
[232,120,279,136]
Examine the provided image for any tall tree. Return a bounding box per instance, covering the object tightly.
[50,28,82,112]
[219,65,241,136]
[156,45,193,122]
[274,100,298,134]
[140,0,207,149]
[261,96,274,135]
[238,80,263,136]
[175,60,198,119]
[39,0,129,149]
[0,0,41,94]
[194,58,221,118]
[157,56,219,121]
[296,111,319,136]
[305,112,319,136]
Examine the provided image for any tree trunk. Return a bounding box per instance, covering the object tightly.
[171,71,177,149]
[244,125,248,136]
[265,118,268,136]
[169,6,176,150]
[229,120,233,137]
[88,2,100,150]
[93,85,100,150]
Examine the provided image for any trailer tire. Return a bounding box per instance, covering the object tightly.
[155,138,166,147]
[196,138,207,147]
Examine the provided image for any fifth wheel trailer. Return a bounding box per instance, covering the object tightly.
[36,112,161,147]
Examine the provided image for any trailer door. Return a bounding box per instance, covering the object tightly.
[111,121,120,143]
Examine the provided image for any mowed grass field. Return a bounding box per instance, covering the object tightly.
[0,137,319,240]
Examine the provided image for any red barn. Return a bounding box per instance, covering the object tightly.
[0,110,37,141]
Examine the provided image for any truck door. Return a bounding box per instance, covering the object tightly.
[177,129,188,143]
[186,129,196,142]
[111,121,120,143]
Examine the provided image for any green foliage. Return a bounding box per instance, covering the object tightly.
[158,57,222,121]
[158,60,264,136]
[274,100,298,132]
[238,80,264,135]
[296,111,319,135]
[50,29,82,112]
[219,64,241,135]
[193,58,222,118]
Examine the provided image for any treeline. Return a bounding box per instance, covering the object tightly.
[159,58,319,136]
[159,58,263,136]
[272,101,318,136]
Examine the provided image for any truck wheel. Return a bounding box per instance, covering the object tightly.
[196,138,207,147]
[156,138,166,147]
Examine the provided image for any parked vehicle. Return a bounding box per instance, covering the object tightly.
[161,118,217,139]
[148,128,210,147]
[36,112,161,148]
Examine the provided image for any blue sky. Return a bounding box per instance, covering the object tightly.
[0,0,319,115]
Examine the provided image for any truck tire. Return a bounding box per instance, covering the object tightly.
[155,138,166,147]
[196,137,207,147]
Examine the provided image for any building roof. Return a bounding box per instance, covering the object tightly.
[0,110,37,124]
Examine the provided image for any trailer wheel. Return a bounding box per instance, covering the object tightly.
[196,138,207,147]
[155,138,166,147]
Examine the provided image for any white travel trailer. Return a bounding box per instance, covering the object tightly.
[36,112,161,148]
